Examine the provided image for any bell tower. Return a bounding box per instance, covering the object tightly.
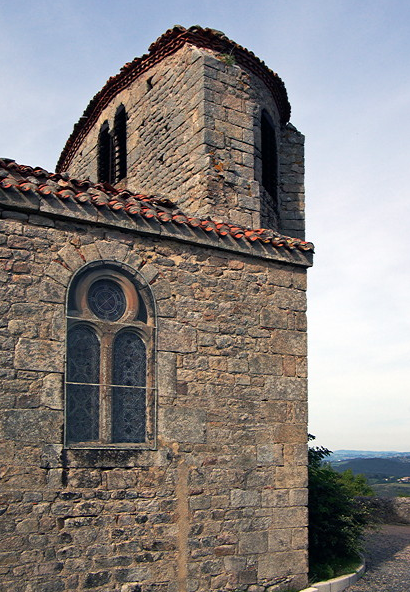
[58,26,305,238]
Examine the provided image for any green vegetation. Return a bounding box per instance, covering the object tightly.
[308,436,374,582]
[218,52,236,66]
[332,455,410,498]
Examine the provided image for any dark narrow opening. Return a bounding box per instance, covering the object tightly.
[114,105,127,182]
[261,110,278,208]
[98,121,114,184]
[146,77,153,91]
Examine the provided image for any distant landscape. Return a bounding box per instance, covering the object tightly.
[329,450,410,497]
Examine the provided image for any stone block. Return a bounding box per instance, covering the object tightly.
[57,245,85,271]
[258,549,307,579]
[15,339,64,372]
[239,530,268,554]
[39,278,66,303]
[41,444,63,468]
[276,466,308,489]
[158,320,196,353]
[84,571,111,588]
[262,489,289,508]
[257,444,284,466]
[264,377,307,401]
[230,489,260,508]
[160,407,206,443]
[248,353,282,375]
[0,409,61,443]
[260,307,288,329]
[289,488,308,506]
[80,243,100,263]
[157,351,177,398]
[268,529,295,557]
[45,261,72,286]
[271,330,307,356]
[40,373,63,410]
[291,527,308,550]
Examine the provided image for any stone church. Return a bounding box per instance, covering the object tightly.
[0,26,313,592]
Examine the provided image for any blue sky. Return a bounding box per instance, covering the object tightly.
[1,0,409,451]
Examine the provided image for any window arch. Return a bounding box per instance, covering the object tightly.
[97,105,127,184]
[65,261,156,448]
[261,110,278,208]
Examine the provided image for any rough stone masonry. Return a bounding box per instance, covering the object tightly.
[0,25,313,592]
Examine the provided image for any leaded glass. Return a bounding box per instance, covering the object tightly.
[112,387,146,443]
[66,384,99,442]
[88,279,126,321]
[67,325,100,384]
[113,331,146,387]
[66,325,100,442]
[112,331,146,442]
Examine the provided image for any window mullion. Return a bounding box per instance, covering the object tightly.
[100,330,113,443]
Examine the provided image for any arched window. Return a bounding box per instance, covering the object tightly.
[65,262,156,448]
[261,110,278,208]
[97,105,127,184]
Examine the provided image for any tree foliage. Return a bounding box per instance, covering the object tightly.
[308,435,374,581]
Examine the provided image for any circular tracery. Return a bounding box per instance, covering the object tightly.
[88,279,126,321]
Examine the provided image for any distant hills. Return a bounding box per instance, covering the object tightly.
[329,450,410,462]
[332,457,410,479]
[326,450,410,497]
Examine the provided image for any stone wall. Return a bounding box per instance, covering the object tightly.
[0,211,309,592]
[64,45,305,238]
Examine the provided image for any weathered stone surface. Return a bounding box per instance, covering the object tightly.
[159,407,206,443]
[0,409,61,443]
[239,531,268,554]
[40,373,63,410]
[271,330,307,356]
[157,351,177,399]
[258,549,308,579]
[264,377,307,401]
[248,353,282,375]
[14,339,64,372]
[260,307,288,329]
[158,320,197,353]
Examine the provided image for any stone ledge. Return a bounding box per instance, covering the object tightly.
[299,562,365,592]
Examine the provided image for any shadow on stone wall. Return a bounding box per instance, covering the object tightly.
[357,496,410,524]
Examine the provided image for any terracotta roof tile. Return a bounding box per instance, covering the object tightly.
[0,158,314,253]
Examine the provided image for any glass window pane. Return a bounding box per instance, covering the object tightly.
[112,387,146,443]
[67,325,100,384]
[66,325,100,442]
[66,384,99,443]
[113,331,146,386]
[113,331,146,442]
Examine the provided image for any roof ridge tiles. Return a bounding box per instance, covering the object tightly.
[56,25,290,173]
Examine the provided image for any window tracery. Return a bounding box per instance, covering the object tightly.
[65,261,155,448]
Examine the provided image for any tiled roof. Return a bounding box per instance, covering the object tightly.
[57,25,290,173]
[0,158,314,252]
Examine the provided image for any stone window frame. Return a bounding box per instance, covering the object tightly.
[97,104,127,184]
[65,260,157,450]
